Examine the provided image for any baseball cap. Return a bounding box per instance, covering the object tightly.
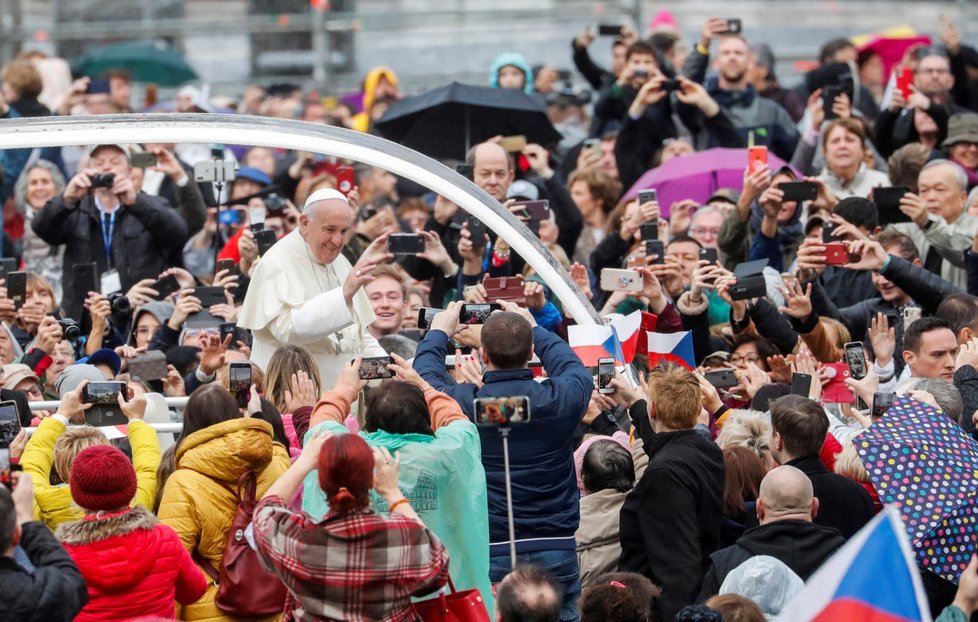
[506,179,540,201]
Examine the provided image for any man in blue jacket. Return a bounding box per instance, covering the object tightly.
[413,299,592,622]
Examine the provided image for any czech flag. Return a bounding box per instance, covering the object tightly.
[568,324,624,367]
[611,311,645,364]
[646,331,695,370]
[775,506,931,622]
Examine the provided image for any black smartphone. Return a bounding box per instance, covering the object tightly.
[597,358,616,394]
[639,222,659,241]
[86,78,110,94]
[874,186,913,225]
[150,274,180,300]
[358,356,394,380]
[822,221,842,243]
[790,372,813,397]
[872,392,897,419]
[844,341,868,380]
[0,400,20,445]
[724,18,742,33]
[474,396,531,425]
[597,24,623,36]
[388,233,426,255]
[729,275,767,301]
[0,258,16,281]
[219,322,239,343]
[255,229,277,257]
[466,216,488,248]
[456,164,474,181]
[779,181,818,202]
[704,368,739,389]
[823,85,844,120]
[229,362,252,409]
[216,258,236,276]
[72,263,99,303]
[6,271,26,310]
[645,240,665,265]
[459,303,501,325]
[417,307,442,331]
[699,248,718,264]
[193,286,226,308]
[83,381,127,405]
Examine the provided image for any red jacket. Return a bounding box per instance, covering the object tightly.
[56,506,207,622]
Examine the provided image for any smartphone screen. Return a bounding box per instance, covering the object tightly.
[872,392,897,419]
[597,358,615,394]
[358,356,393,380]
[83,381,127,406]
[459,303,500,325]
[229,362,252,408]
[0,400,19,445]
[844,342,867,380]
[417,307,441,331]
[474,396,531,425]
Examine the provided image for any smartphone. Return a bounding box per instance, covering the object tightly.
[335,165,355,196]
[255,229,278,257]
[0,446,20,490]
[582,138,601,156]
[790,372,813,397]
[903,306,922,327]
[249,207,266,233]
[388,233,426,255]
[597,24,623,36]
[130,152,157,169]
[474,396,531,425]
[639,222,659,241]
[465,216,488,248]
[83,381,127,406]
[460,303,501,325]
[699,248,719,265]
[823,85,844,121]
[6,271,26,310]
[417,307,441,331]
[729,275,767,300]
[0,258,16,281]
[456,164,474,181]
[228,362,251,408]
[748,146,768,173]
[872,392,897,419]
[483,275,526,304]
[844,341,868,380]
[216,258,237,276]
[127,351,168,382]
[874,186,912,224]
[86,78,110,94]
[499,135,527,153]
[822,221,842,243]
[724,18,742,34]
[597,358,616,394]
[778,181,818,202]
[150,274,180,300]
[633,68,649,80]
[194,161,236,183]
[704,368,739,389]
[358,356,394,380]
[210,144,224,160]
[0,400,20,445]
[896,67,914,100]
[219,322,239,343]
[218,208,243,226]
[645,240,665,265]
[193,286,227,307]
[823,242,850,266]
[513,199,550,221]
[600,268,642,292]
[638,189,658,205]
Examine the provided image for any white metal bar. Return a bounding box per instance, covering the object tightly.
[28,397,189,411]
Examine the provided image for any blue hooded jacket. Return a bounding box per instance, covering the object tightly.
[489,52,535,94]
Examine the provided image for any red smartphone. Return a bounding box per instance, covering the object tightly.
[335,166,355,196]
[823,242,849,265]
[748,146,768,173]
[896,67,914,100]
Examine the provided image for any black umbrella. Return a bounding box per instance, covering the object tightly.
[374,82,562,160]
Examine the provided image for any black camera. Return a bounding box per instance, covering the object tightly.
[89,173,115,189]
[58,318,81,341]
[107,293,131,315]
[662,79,682,92]
[265,193,285,214]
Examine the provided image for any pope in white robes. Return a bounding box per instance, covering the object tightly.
[238,188,390,390]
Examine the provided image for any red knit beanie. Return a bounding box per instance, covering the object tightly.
[69,445,137,512]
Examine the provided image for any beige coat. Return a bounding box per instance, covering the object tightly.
[575,488,629,587]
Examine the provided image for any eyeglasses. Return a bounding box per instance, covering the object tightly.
[729,354,760,365]
[185,328,219,338]
[690,227,721,236]
[915,67,950,75]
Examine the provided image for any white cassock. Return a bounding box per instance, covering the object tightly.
[237,227,385,390]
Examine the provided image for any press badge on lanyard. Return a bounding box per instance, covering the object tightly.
[101,269,121,295]
[99,210,121,295]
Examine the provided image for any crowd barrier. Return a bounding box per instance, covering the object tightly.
[22,397,189,435]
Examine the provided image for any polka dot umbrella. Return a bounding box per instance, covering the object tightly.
[856,396,978,583]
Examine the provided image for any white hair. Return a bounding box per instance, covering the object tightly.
[922,159,969,193]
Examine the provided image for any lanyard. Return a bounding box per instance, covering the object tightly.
[100,210,116,267]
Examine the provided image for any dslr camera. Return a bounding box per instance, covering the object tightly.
[58,318,81,341]
[89,173,115,189]
[107,293,131,315]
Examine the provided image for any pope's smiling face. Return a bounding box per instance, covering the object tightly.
[300,199,354,265]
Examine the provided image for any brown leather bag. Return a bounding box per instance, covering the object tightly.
[194,471,288,617]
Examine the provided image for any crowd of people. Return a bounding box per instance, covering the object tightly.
[6,8,978,622]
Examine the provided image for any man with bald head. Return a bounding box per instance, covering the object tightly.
[697,465,845,601]
[239,188,389,388]
[890,159,978,290]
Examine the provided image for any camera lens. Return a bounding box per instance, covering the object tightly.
[109,294,131,314]
[59,318,81,341]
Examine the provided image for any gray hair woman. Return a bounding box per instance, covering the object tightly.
[14,160,66,300]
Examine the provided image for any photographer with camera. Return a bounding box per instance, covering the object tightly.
[31,143,189,320]
[413,300,592,621]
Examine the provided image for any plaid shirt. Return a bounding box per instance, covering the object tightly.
[253,495,449,622]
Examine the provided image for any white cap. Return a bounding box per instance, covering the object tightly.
[302,188,349,213]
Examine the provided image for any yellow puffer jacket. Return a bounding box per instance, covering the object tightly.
[20,417,161,531]
[158,418,291,622]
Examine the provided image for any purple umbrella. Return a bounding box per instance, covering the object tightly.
[623,147,793,218]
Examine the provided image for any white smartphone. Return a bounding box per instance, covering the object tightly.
[600,268,641,292]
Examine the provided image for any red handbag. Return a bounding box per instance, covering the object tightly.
[412,576,490,622]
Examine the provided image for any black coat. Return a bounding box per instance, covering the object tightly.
[698,519,844,601]
[31,192,189,319]
[0,522,88,621]
[619,429,724,622]
[786,456,875,539]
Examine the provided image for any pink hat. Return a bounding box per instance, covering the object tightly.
[649,9,679,33]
